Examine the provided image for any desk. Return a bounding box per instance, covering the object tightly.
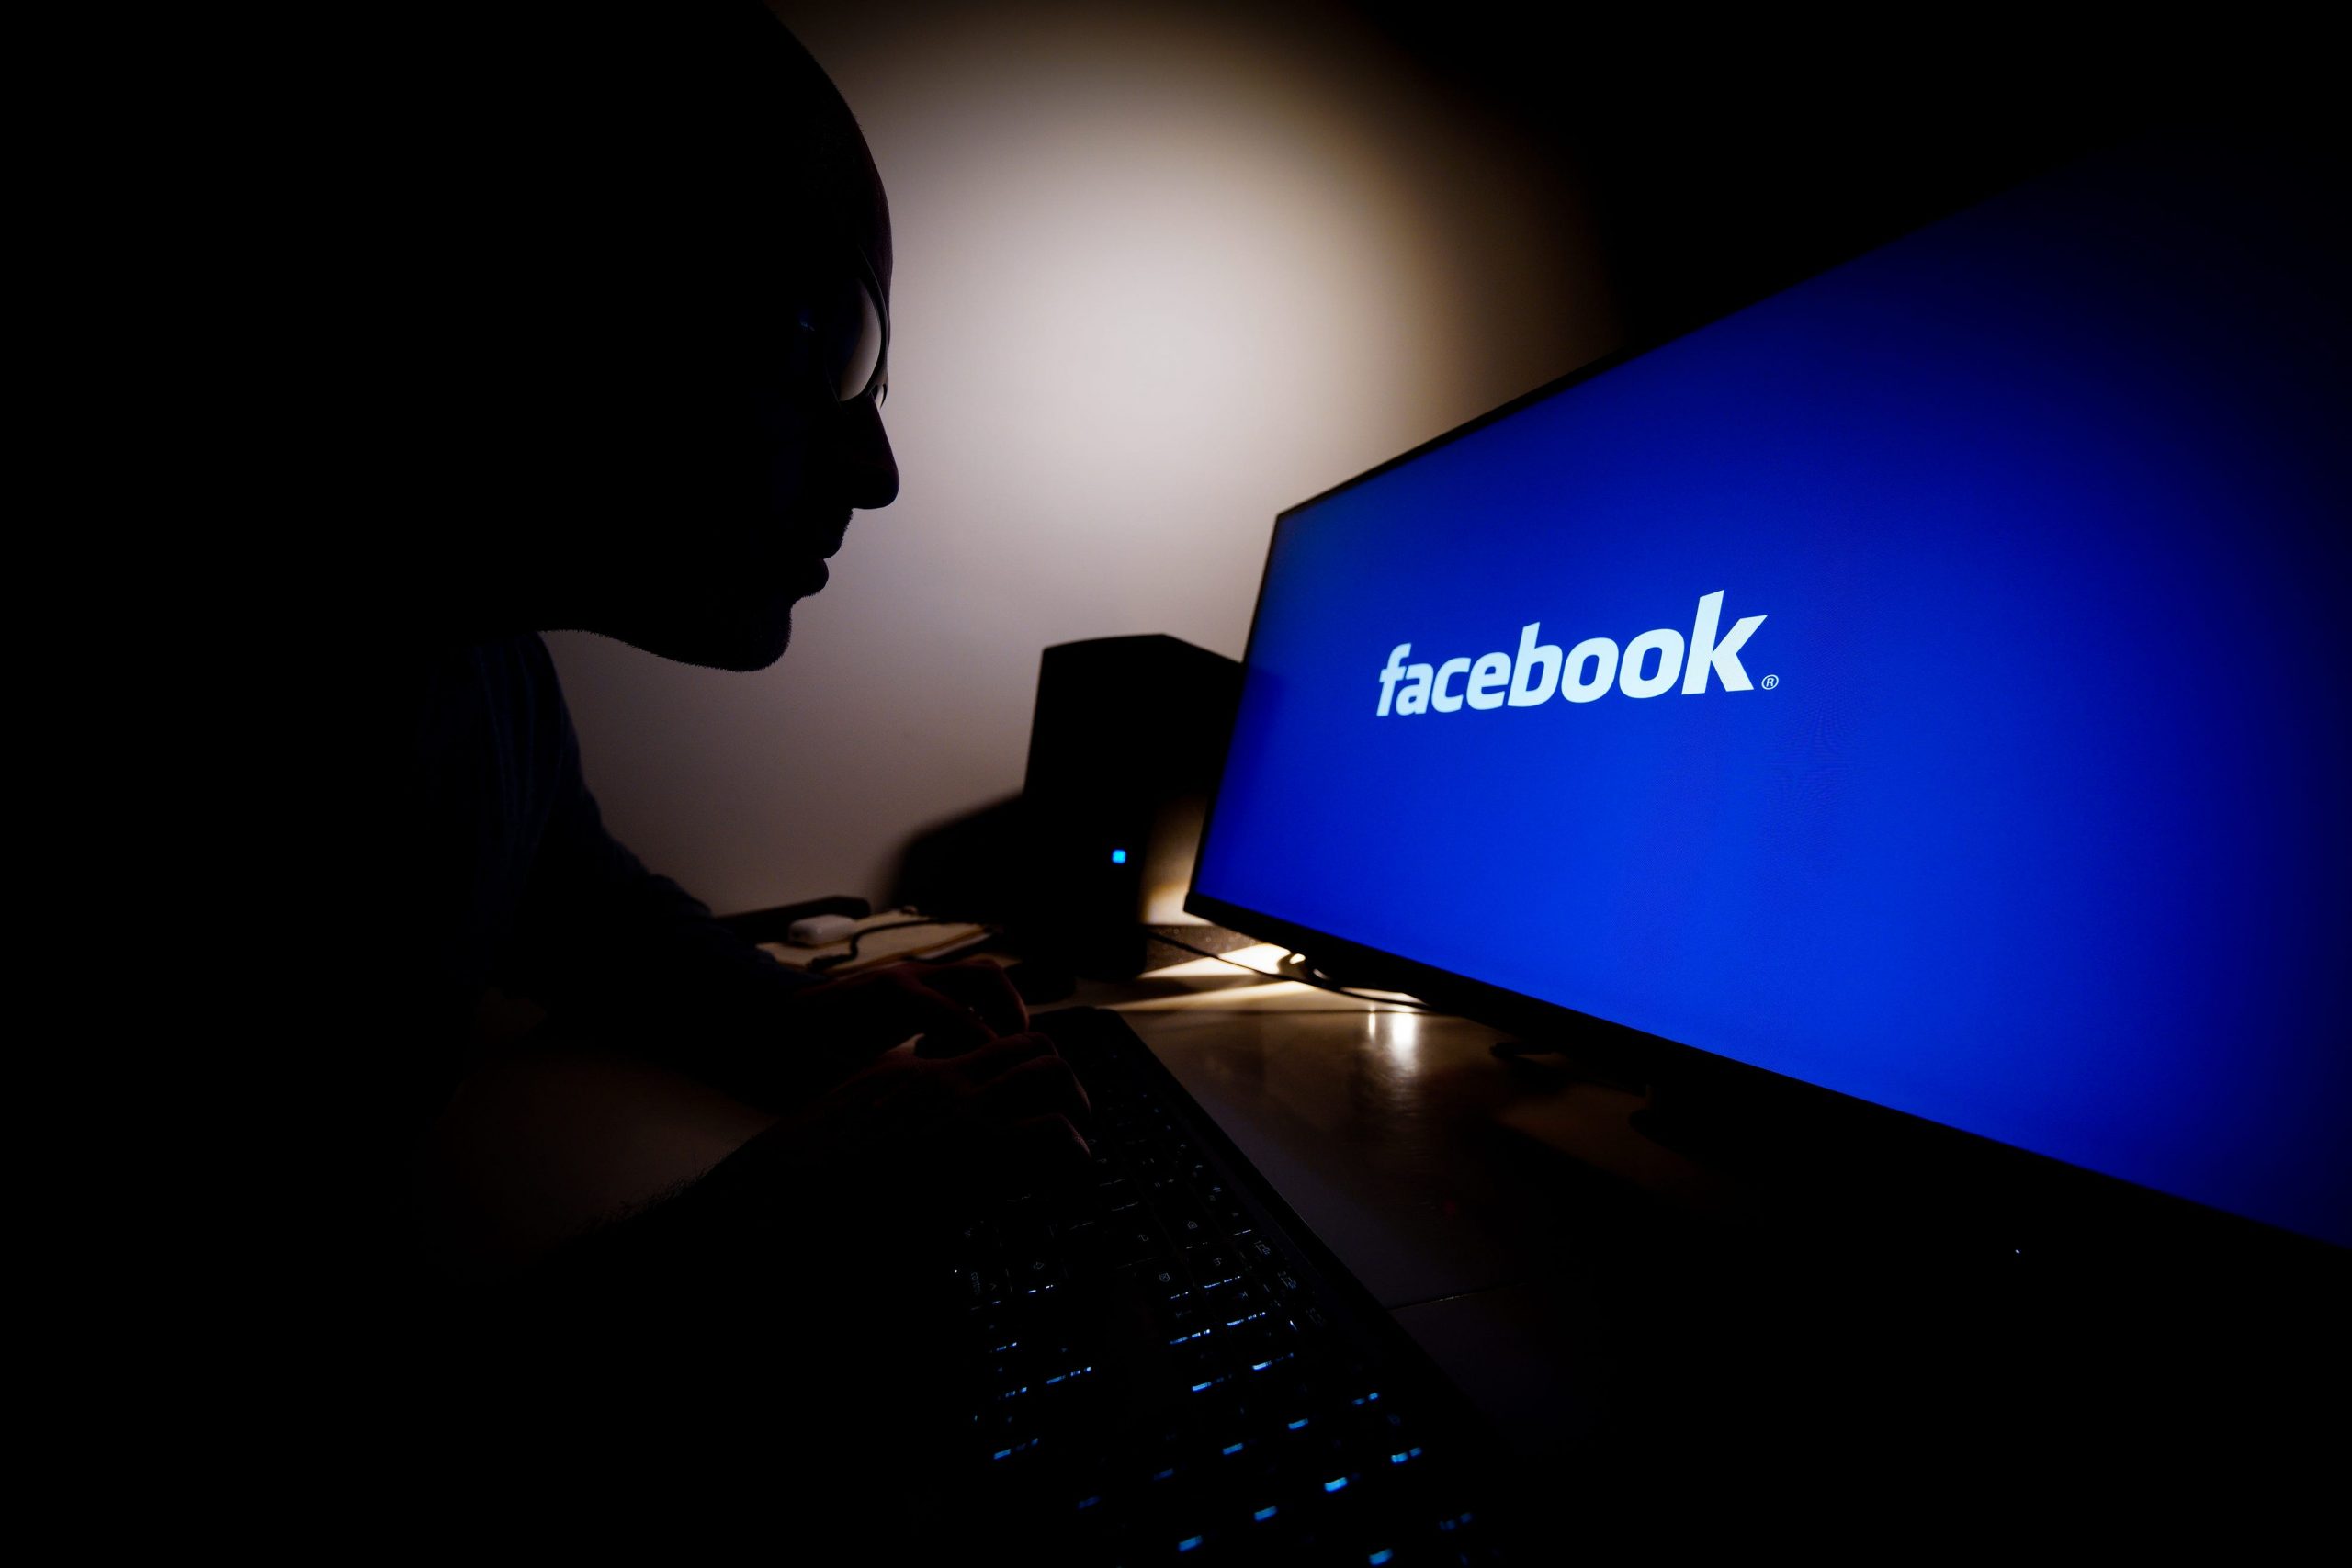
[1094,947,2345,1506]
[1072,952,1672,1477]
[1071,949,1933,1496]
[418,949,1671,1472]
[416,948,2340,1518]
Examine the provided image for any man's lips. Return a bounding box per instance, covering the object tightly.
[763,507,850,584]
[798,507,853,561]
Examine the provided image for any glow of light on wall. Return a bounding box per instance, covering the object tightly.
[552,1,1611,917]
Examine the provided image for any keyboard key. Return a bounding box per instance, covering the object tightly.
[1096,1224,1165,1268]
[1170,1212,1217,1248]
[1200,1280,1258,1314]
[1184,1247,1238,1280]
[1008,1252,1067,1294]
[1129,1261,1193,1304]
[956,1263,1007,1312]
[1177,1343,1238,1384]
[998,1195,1056,1246]
[971,1403,1035,1442]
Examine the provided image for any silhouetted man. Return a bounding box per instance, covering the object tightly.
[220,1,1088,1534]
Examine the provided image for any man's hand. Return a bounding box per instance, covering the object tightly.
[717,1030,1094,1209]
[769,958,1029,1097]
[792,957,1028,1053]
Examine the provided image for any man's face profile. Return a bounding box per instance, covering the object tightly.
[448,6,900,672]
[581,85,899,672]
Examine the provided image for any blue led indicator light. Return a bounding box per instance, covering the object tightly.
[1179,1537,1204,1553]
[1324,1477,1349,1493]
[1255,1507,1279,1522]
[1110,849,1127,864]
[1370,1553,1395,1566]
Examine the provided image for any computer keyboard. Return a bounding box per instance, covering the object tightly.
[944,1006,1507,1563]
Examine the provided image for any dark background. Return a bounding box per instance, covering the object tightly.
[1347,4,2280,343]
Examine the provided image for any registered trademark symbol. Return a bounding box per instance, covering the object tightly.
[1761,673,1780,690]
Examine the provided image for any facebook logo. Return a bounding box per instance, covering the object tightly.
[1375,592,1768,715]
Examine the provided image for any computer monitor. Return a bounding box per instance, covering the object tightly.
[1189,130,2349,1255]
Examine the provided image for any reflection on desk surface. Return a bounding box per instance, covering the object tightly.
[1084,947,2343,1499]
[1086,947,1709,1311]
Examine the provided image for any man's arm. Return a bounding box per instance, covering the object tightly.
[496,635,1019,1104]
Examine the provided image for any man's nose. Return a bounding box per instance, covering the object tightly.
[836,395,899,511]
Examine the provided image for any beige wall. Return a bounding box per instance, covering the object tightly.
[548,0,1619,915]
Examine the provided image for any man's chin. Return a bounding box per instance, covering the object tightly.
[595,590,800,671]
[710,594,799,671]
[710,611,795,671]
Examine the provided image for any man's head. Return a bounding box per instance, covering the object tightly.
[416,2,897,669]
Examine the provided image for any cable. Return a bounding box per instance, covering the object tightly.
[1145,932,1435,1010]
[812,920,1431,1012]
[808,917,973,974]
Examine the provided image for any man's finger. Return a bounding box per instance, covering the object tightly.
[978,1053,1091,1131]
[948,1032,1059,1085]
[836,968,990,1055]
[914,961,1027,1038]
[995,1113,1093,1189]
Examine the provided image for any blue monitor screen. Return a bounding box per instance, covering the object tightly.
[1193,133,2351,1248]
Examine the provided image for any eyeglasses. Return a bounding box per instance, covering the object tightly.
[798,251,890,409]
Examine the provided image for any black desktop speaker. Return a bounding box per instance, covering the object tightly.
[1019,634,1244,977]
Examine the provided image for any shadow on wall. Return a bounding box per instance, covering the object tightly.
[889,795,1027,924]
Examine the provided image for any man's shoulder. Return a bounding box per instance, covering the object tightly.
[335,630,561,716]
[335,630,580,826]
[465,630,566,718]
[448,632,577,784]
